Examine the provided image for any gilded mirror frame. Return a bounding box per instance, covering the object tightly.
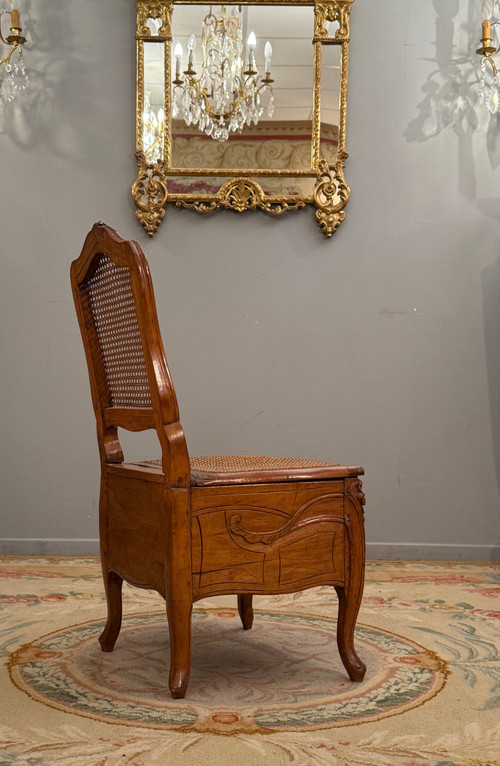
[132,0,355,237]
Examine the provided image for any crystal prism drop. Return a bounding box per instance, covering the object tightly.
[486,85,499,114]
[1,73,16,102]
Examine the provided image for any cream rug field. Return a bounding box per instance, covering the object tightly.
[0,558,498,765]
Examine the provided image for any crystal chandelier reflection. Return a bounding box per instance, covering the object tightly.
[477,5,500,114]
[172,5,274,142]
[0,7,29,107]
[143,91,164,164]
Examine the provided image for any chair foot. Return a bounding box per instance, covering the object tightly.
[345,657,366,682]
[237,594,254,630]
[169,671,189,699]
[334,585,366,682]
[99,570,123,652]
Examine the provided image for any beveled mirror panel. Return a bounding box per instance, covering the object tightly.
[133,1,354,237]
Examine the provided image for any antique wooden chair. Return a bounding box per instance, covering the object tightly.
[71,222,367,699]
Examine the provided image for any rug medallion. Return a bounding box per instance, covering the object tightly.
[9,607,448,733]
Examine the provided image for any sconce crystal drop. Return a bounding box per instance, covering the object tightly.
[477,12,500,114]
[0,50,29,105]
[0,8,29,107]
[480,61,499,114]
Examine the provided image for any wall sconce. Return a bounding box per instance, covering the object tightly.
[0,7,29,106]
[477,17,499,113]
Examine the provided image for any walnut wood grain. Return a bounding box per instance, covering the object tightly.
[71,223,367,699]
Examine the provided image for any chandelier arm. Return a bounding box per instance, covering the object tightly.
[255,79,274,96]
[225,15,240,42]
[183,70,257,121]
[203,11,217,27]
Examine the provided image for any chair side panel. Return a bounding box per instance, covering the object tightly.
[191,481,346,598]
[103,471,166,597]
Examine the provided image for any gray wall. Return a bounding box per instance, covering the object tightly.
[1,0,499,559]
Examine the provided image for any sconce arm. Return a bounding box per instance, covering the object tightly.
[481,52,499,77]
[0,45,17,68]
[0,9,9,45]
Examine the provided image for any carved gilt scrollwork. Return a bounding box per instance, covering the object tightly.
[314,1,353,42]
[136,0,172,39]
[221,178,306,215]
[132,151,168,236]
[313,159,350,237]
[176,178,306,216]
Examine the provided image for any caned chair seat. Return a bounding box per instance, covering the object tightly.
[144,455,363,486]
[71,223,367,699]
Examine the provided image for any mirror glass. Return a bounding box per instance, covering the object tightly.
[319,44,340,166]
[169,4,315,173]
[143,38,165,163]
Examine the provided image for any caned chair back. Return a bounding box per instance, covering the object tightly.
[70,222,189,486]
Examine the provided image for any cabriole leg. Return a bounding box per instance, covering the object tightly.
[334,584,366,681]
[166,597,192,699]
[237,594,254,630]
[99,570,123,652]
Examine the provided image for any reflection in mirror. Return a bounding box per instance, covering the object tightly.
[143,40,165,163]
[166,174,317,198]
[169,4,316,172]
[319,45,341,166]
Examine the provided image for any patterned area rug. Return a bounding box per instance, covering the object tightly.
[0,558,498,765]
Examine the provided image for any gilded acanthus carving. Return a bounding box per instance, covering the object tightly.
[314,1,353,41]
[222,178,305,214]
[176,178,306,216]
[132,151,168,236]
[136,0,172,40]
[223,179,263,212]
[313,160,350,237]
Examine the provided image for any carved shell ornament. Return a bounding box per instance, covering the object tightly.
[133,0,355,237]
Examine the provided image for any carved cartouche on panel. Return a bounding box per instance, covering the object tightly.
[133,0,355,237]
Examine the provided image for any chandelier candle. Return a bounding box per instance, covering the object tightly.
[246,30,257,73]
[174,43,182,78]
[264,41,272,74]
